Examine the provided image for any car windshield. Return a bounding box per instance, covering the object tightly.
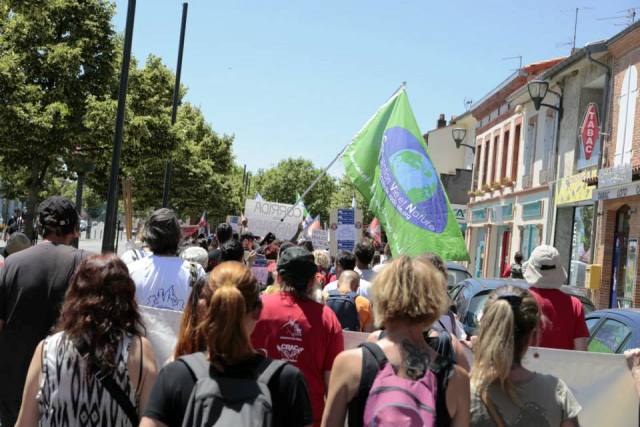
[448,269,471,287]
[464,291,491,329]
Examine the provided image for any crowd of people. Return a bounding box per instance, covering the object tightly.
[0,196,639,426]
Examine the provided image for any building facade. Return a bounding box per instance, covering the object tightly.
[508,44,608,288]
[466,59,563,278]
[424,111,477,234]
[593,23,640,309]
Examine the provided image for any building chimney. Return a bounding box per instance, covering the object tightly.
[437,113,446,128]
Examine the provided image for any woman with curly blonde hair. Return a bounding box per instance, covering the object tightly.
[322,256,469,427]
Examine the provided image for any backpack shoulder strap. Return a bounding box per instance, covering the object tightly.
[256,359,287,385]
[179,352,209,381]
[348,342,388,427]
[327,289,340,297]
[431,349,455,427]
[359,342,387,386]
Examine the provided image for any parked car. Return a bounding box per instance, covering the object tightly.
[452,278,596,337]
[586,309,640,354]
[446,262,471,288]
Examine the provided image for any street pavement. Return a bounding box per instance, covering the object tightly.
[78,233,128,255]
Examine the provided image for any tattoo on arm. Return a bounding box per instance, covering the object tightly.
[401,339,430,380]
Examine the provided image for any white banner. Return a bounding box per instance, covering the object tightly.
[312,229,330,251]
[141,306,183,367]
[244,199,304,240]
[142,313,638,427]
[344,331,638,427]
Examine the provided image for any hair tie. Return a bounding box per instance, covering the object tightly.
[497,294,523,309]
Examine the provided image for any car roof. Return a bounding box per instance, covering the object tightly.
[587,308,640,322]
[446,262,469,273]
[457,278,528,294]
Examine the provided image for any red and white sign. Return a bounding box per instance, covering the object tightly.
[580,103,600,160]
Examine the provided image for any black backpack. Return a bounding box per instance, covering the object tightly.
[326,290,360,331]
[510,263,524,279]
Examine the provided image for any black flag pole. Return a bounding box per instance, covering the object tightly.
[102,0,136,253]
[162,1,189,208]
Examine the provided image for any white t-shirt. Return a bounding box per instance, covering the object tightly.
[355,266,377,283]
[129,255,205,311]
[120,248,151,265]
[372,262,388,273]
[324,277,372,300]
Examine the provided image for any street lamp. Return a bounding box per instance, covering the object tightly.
[527,80,563,117]
[451,127,475,153]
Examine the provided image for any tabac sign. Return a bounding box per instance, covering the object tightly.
[580,103,600,161]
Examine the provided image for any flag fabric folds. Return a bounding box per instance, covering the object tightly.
[296,192,315,231]
[368,217,382,245]
[306,215,321,238]
[197,211,209,236]
[343,88,469,260]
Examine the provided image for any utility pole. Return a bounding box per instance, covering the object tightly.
[162,2,189,208]
[102,0,136,253]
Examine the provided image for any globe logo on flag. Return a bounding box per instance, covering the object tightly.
[379,127,448,233]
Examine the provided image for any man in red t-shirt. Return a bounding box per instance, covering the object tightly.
[252,246,344,426]
[524,245,589,351]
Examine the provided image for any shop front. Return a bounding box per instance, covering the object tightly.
[467,207,489,278]
[593,165,640,308]
[553,170,597,287]
[467,201,515,278]
[515,191,549,262]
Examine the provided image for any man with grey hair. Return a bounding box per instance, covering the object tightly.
[128,208,204,311]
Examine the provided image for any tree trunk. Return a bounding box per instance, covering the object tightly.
[24,181,40,242]
[24,164,47,242]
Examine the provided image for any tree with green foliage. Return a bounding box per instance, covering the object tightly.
[84,55,241,223]
[0,0,117,236]
[331,175,374,224]
[252,158,337,222]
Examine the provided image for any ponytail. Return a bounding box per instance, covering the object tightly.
[471,286,540,406]
[204,262,260,370]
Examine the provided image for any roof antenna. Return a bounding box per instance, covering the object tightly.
[598,8,639,27]
[463,97,473,111]
[502,55,523,73]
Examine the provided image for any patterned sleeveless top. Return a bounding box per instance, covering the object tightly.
[37,331,139,427]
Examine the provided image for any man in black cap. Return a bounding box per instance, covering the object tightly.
[251,246,344,425]
[0,196,88,426]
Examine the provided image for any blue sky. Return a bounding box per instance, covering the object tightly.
[113,0,637,176]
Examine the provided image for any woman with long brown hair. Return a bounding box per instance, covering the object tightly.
[173,276,213,359]
[470,286,581,427]
[141,261,312,427]
[15,254,158,427]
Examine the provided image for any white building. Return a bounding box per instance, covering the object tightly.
[466,58,564,278]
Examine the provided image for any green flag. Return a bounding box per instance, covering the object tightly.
[343,88,469,260]
[295,192,311,218]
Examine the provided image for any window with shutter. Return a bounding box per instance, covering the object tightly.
[523,116,537,187]
[615,65,638,166]
[542,110,557,183]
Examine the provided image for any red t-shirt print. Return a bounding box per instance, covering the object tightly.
[251,292,344,426]
[529,288,590,350]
